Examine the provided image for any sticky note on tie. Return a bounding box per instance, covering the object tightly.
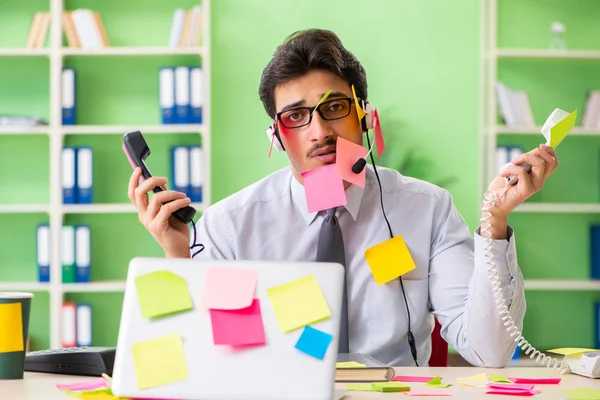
[131,333,188,390]
[335,136,367,188]
[542,108,577,148]
[294,325,333,360]
[301,164,347,213]
[267,275,331,333]
[364,235,416,285]
[209,298,266,346]
[0,302,23,352]
[202,266,258,310]
[352,85,366,123]
[135,270,192,319]
[372,109,385,157]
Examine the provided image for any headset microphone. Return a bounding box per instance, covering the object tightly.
[351,133,376,174]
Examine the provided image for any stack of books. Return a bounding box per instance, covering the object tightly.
[62,9,110,49]
[168,6,203,48]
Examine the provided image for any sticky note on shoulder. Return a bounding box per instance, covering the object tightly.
[135,271,193,319]
[364,235,416,285]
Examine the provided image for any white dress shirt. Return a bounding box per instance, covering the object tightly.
[193,164,526,367]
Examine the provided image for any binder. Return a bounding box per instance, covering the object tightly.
[171,146,190,195]
[61,225,76,283]
[591,225,600,279]
[596,302,600,351]
[159,67,176,124]
[36,224,50,282]
[76,303,92,347]
[76,147,93,204]
[62,147,77,204]
[508,146,524,163]
[62,68,76,125]
[495,146,508,176]
[174,66,190,123]
[189,146,203,203]
[190,67,203,123]
[61,302,77,348]
[75,225,91,283]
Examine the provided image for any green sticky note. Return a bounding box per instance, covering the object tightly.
[489,374,512,383]
[135,271,193,319]
[345,384,375,391]
[311,90,332,116]
[566,388,600,400]
[548,109,576,148]
[372,382,410,392]
[426,376,452,388]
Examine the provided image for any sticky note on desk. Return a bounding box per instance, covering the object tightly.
[209,298,266,346]
[62,389,118,399]
[548,347,600,356]
[202,266,258,310]
[489,374,512,383]
[267,274,331,333]
[131,333,188,390]
[135,271,192,319]
[426,376,451,388]
[295,325,333,359]
[301,164,346,214]
[336,361,366,368]
[365,235,416,285]
[565,388,600,400]
[0,302,23,352]
[335,137,367,188]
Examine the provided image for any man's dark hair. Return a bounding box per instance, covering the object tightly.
[258,29,367,119]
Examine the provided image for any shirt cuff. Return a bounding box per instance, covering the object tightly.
[474,225,517,280]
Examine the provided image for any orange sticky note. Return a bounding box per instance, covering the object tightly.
[352,85,366,123]
[372,109,385,157]
[364,236,416,285]
[301,164,347,213]
[335,137,367,188]
[0,302,24,352]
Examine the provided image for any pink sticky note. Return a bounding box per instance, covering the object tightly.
[202,266,258,310]
[335,137,367,188]
[488,383,535,391]
[486,389,541,396]
[56,377,108,391]
[301,164,346,213]
[209,298,266,346]
[403,390,454,396]
[509,377,561,384]
[394,376,437,383]
[373,109,385,157]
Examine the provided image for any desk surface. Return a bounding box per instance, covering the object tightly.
[1,367,599,399]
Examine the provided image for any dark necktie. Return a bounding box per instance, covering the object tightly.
[316,207,349,353]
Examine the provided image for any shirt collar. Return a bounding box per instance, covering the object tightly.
[291,169,365,225]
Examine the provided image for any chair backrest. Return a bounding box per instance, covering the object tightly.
[428,318,448,366]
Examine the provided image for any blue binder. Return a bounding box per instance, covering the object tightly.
[189,146,203,203]
[171,146,190,195]
[190,67,203,124]
[36,224,50,282]
[75,225,91,283]
[159,67,176,124]
[62,147,77,204]
[76,147,93,204]
[62,68,76,125]
[591,225,600,279]
[596,302,600,351]
[76,303,92,347]
[174,66,191,124]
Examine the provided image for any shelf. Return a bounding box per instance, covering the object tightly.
[524,280,600,291]
[0,49,51,57]
[0,126,49,135]
[0,282,51,292]
[495,125,600,135]
[496,49,600,59]
[61,124,204,135]
[62,203,205,214]
[0,204,49,213]
[514,203,600,213]
[61,281,126,293]
[61,47,205,57]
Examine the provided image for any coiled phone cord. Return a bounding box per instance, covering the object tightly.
[480,179,569,374]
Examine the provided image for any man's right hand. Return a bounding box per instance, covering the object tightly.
[128,167,192,258]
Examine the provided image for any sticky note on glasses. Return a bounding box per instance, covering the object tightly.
[541,108,576,149]
[301,164,347,213]
[312,90,332,116]
[135,270,193,319]
[335,137,367,188]
[364,235,416,285]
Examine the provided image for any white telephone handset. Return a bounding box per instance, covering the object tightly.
[482,108,578,375]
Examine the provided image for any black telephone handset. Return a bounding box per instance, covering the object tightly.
[123,130,196,224]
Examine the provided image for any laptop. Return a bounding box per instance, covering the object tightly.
[111,257,344,400]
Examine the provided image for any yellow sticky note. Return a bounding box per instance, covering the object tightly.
[548,347,600,356]
[548,109,576,148]
[267,275,331,333]
[457,373,487,382]
[135,271,192,319]
[351,85,366,122]
[364,236,416,285]
[0,302,23,353]
[131,333,188,390]
[336,361,366,368]
[566,387,600,400]
[64,389,122,399]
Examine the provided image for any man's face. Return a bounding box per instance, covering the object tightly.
[273,70,364,184]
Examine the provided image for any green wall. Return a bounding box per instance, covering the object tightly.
[1,0,599,358]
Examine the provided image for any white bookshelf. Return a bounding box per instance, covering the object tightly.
[0,0,212,349]
[496,49,600,59]
[524,280,600,291]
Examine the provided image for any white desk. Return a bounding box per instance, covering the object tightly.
[1,367,599,399]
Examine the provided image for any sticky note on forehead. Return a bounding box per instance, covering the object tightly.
[352,85,366,122]
[364,235,416,285]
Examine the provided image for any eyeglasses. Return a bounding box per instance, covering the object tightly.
[276,98,354,129]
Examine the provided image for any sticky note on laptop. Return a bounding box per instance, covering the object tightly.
[267,275,331,333]
[135,271,192,319]
[202,266,258,310]
[0,302,23,352]
[209,298,266,346]
[364,235,416,285]
[131,333,188,390]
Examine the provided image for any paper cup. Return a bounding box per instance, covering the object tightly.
[0,292,33,379]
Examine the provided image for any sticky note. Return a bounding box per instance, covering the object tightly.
[0,302,23,352]
[135,271,192,319]
[56,377,108,391]
[394,376,436,383]
[489,374,512,383]
[312,90,332,116]
[209,298,266,346]
[267,274,331,333]
[546,109,577,148]
[372,109,385,157]
[548,348,600,356]
[372,382,410,392]
[566,388,600,400]
[131,333,188,390]
[457,373,487,382]
[301,164,346,213]
[352,85,366,122]
[202,266,258,310]
[403,390,454,396]
[336,361,366,368]
[364,235,416,285]
[63,389,120,400]
[486,389,541,396]
[426,376,451,388]
[294,325,333,359]
[335,136,367,188]
[346,384,375,391]
[509,377,561,384]
[488,383,535,391]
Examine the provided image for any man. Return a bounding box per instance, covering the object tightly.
[128,29,559,367]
